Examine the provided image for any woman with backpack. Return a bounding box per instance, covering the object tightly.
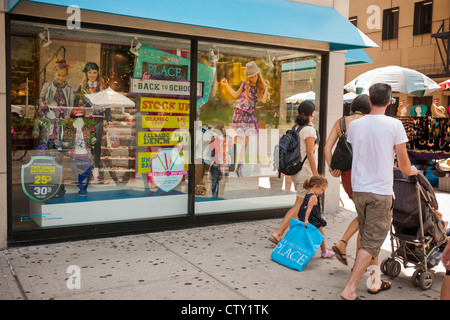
[323,94,371,265]
[269,100,319,245]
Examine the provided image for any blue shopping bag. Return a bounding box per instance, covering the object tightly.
[271,219,325,271]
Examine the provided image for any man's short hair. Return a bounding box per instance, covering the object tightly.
[369,83,392,106]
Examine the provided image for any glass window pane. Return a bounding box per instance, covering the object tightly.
[195,41,322,214]
[10,20,191,230]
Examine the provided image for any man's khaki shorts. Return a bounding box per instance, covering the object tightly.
[353,192,393,259]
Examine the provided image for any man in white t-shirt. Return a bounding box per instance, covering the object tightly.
[340,83,418,300]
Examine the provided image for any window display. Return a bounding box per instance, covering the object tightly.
[9,20,323,236]
[194,42,322,214]
[10,21,192,230]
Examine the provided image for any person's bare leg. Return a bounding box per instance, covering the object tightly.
[271,196,303,240]
[340,249,373,300]
[335,217,359,255]
[441,276,450,300]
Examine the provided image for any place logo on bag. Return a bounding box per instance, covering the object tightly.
[272,240,313,267]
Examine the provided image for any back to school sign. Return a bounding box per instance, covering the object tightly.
[132,44,215,111]
[130,78,204,98]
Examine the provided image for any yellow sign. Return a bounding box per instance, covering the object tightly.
[138,131,190,147]
[139,97,190,114]
[138,152,157,174]
[142,115,188,129]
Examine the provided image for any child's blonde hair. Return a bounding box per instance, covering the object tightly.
[54,58,69,74]
[303,175,328,190]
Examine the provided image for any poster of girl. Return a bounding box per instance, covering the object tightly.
[74,62,112,183]
[38,57,74,150]
[220,61,270,176]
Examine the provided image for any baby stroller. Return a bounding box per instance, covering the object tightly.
[381,169,448,290]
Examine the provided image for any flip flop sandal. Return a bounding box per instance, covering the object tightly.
[332,240,348,266]
[269,235,280,244]
[367,280,391,294]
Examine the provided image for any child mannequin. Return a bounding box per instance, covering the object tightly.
[39,58,73,151]
[209,125,233,197]
[69,107,96,196]
[74,62,111,183]
[297,175,335,259]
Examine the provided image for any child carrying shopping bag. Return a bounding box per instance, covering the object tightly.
[298,175,335,259]
[271,175,334,271]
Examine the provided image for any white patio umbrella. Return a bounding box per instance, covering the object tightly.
[344,66,441,97]
[343,92,358,103]
[84,87,135,109]
[285,91,315,103]
[286,91,359,104]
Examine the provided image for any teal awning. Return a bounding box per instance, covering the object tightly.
[282,49,373,72]
[344,49,373,66]
[8,0,378,51]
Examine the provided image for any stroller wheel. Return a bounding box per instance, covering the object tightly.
[419,271,434,291]
[412,269,434,290]
[387,260,401,278]
[381,258,401,277]
[381,258,393,275]
[411,269,421,287]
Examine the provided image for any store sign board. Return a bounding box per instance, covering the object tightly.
[138,131,190,147]
[130,77,204,98]
[142,115,189,129]
[142,62,188,80]
[133,44,215,111]
[147,148,188,192]
[139,97,190,114]
[21,156,63,202]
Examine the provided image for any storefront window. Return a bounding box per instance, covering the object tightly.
[10,21,192,230]
[194,42,322,214]
[9,20,323,237]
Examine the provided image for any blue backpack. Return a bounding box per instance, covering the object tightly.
[274,124,311,177]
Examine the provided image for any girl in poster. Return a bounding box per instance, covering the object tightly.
[220,61,270,176]
[74,62,112,183]
[38,58,74,151]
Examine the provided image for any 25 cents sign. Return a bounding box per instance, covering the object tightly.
[21,156,63,202]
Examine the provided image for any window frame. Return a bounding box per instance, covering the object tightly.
[6,13,330,245]
[413,1,433,36]
[349,16,357,27]
[382,7,399,41]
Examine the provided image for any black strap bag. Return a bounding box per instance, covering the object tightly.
[275,125,308,176]
[330,116,352,172]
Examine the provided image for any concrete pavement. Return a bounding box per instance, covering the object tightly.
[0,187,449,302]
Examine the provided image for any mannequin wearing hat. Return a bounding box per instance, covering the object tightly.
[220,61,270,176]
[74,62,111,183]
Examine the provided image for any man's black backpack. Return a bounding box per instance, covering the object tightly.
[274,124,310,177]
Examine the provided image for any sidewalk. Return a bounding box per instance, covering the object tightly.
[1,187,449,301]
